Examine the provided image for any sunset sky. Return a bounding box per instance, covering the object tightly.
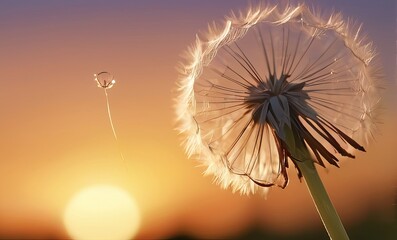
[0,0,396,239]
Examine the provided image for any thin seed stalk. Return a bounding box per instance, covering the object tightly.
[285,126,349,240]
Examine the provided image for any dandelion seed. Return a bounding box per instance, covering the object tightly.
[95,71,119,140]
[176,3,382,195]
[94,71,126,163]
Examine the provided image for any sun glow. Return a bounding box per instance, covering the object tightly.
[64,185,140,240]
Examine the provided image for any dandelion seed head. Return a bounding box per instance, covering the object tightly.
[95,71,116,89]
[176,3,382,195]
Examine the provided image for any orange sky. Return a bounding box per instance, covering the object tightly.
[0,0,396,239]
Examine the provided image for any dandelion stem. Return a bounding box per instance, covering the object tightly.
[104,89,118,141]
[285,127,349,240]
[104,88,127,168]
[296,157,349,239]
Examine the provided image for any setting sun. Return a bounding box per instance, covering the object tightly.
[63,185,140,240]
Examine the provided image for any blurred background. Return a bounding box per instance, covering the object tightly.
[0,0,395,239]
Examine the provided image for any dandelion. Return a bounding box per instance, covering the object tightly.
[176,2,382,239]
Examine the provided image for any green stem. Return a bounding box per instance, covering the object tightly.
[295,158,349,240]
[284,126,349,240]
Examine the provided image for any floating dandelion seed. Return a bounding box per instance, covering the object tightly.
[94,71,126,163]
[176,3,382,239]
[95,71,118,140]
